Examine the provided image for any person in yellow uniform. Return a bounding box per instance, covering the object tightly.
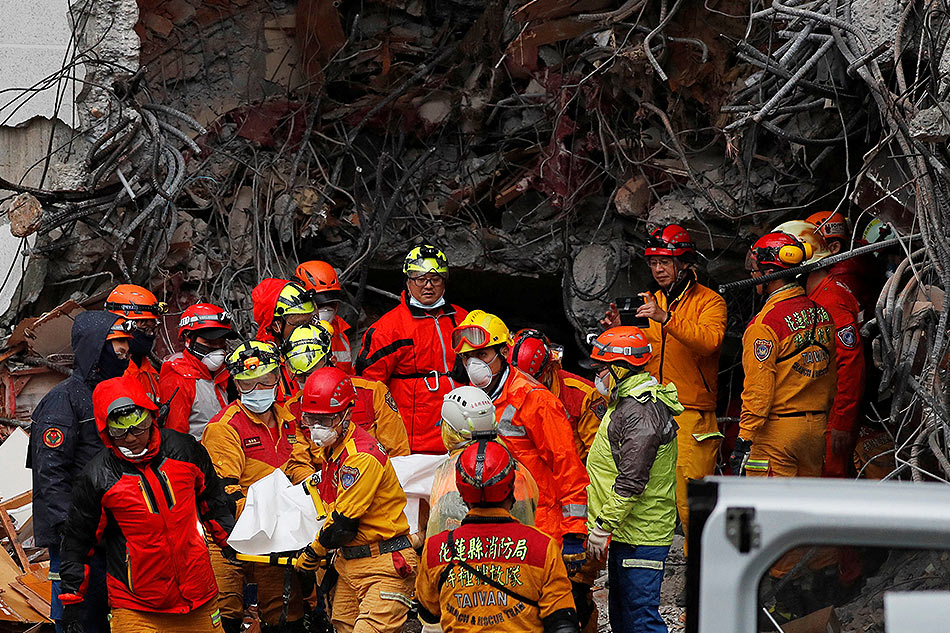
[415,440,580,633]
[202,341,306,633]
[281,324,410,487]
[294,367,417,633]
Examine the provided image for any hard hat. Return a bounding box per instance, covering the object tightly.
[106,318,134,342]
[774,220,830,264]
[455,440,516,505]
[226,341,281,380]
[295,261,343,303]
[441,386,497,451]
[749,232,812,270]
[589,326,652,366]
[509,329,552,380]
[275,282,316,317]
[452,310,512,354]
[805,211,849,242]
[283,323,332,376]
[862,218,892,244]
[301,367,357,414]
[178,303,236,339]
[644,224,696,260]
[403,244,448,276]
[105,284,165,320]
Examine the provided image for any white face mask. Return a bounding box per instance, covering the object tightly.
[309,425,339,447]
[465,357,495,389]
[594,374,612,398]
[119,445,149,459]
[240,386,277,414]
[317,306,337,323]
[409,295,446,310]
[201,349,227,373]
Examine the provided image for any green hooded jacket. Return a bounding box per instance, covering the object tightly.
[586,372,683,546]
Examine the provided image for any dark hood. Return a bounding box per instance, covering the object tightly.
[72,311,123,382]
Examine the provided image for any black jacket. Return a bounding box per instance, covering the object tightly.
[27,311,122,547]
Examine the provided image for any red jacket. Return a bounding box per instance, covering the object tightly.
[124,357,160,403]
[58,377,233,614]
[493,367,589,543]
[158,351,229,439]
[355,293,467,454]
[828,257,880,322]
[330,315,354,374]
[251,278,299,401]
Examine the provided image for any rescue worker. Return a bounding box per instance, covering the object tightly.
[295,260,354,373]
[586,326,682,633]
[252,278,317,399]
[105,284,165,401]
[159,302,237,438]
[806,211,878,317]
[730,231,837,481]
[415,440,580,633]
[202,341,305,633]
[775,221,866,477]
[355,245,468,454]
[282,324,410,486]
[451,311,589,572]
[601,224,726,553]
[426,385,539,537]
[293,368,417,633]
[57,375,234,633]
[509,329,606,462]
[28,312,131,633]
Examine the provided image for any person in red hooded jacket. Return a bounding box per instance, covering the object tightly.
[159,303,237,439]
[251,278,316,401]
[355,245,468,454]
[56,375,234,633]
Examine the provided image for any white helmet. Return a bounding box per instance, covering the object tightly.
[441,386,497,451]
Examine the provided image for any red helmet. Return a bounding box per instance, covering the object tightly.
[589,327,652,366]
[455,440,516,505]
[805,211,849,242]
[295,261,343,302]
[644,224,696,259]
[749,232,811,270]
[301,367,357,414]
[509,329,552,380]
[105,284,165,320]
[178,303,236,339]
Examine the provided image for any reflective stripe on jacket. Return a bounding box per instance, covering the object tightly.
[159,351,229,439]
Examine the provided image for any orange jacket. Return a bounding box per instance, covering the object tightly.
[201,400,299,516]
[642,274,726,411]
[329,315,354,375]
[124,357,161,403]
[356,293,468,454]
[493,367,589,542]
[158,351,229,438]
[548,369,605,462]
[809,274,865,433]
[739,284,837,440]
[415,507,577,633]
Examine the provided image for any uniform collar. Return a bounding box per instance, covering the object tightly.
[764,283,803,306]
[461,507,517,524]
[236,400,295,428]
[488,365,511,401]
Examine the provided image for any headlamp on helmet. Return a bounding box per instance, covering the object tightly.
[404,244,449,276]
[226,341,281,380]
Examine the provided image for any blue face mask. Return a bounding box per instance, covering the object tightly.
[240,386,277,414]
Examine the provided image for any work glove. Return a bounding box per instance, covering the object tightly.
[561,534,587,574]
[730,437,753,476]
[587,524,611,561]
[60,601,85,633]
[294,544,323,573]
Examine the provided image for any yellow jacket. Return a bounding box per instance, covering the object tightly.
[739,284,837,440]
[548,369,605,462]
[201,401,299,516]
[643,275,726,411]
[351,376,411,456]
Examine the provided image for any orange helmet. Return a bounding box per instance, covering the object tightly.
[295,261,342,302]
[805,211,849,242]
[589,327,652,366]
[106,318,134,342]
[105,284,164,320]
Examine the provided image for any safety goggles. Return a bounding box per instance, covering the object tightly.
[106,406,153,438]
[178,310,232,330]
[452,325,490,351]
[301,411,340,429]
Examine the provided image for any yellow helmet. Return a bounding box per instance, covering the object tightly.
[451,309,512,354]
[774,220,830,264]
[226,341,281,380]
[403,245,448,276]
[283,323,333,376]
[275,282,316,317]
